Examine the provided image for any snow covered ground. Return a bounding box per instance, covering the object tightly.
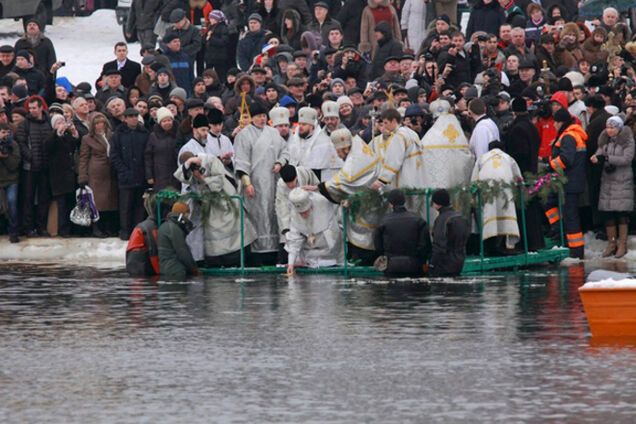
[0,236,126,269]
[0,10,142,88]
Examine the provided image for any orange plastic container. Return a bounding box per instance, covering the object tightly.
[579,286,636,337]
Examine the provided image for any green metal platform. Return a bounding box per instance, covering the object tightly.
[159,181,571,279]
[201,246,570,277]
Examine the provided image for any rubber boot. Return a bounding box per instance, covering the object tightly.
[570,246,584,260]
[602,225,617,257]
[615,223,629,259]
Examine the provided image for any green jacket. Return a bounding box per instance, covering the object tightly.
[158,214,197,280]
[0,137,20,188]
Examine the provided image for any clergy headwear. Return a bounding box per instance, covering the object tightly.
[249,101,267,116]
[192,114,209,128]
[330,128,352,149]
[289,188,312,213]
[269,106,290,126]
[430,99,451,118]
[207,108,224,124]
[321,101,339,118]
[298,107,317,125]
[604,105,619,116]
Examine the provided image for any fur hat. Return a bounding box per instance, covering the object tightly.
[559,22,580,40]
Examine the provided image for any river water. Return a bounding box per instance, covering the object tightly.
[1,263,636,423]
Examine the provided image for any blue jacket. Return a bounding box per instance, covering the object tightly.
[165,49,193,96]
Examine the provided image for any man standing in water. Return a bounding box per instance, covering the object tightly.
[373,189,431,278]
[428,189,470,277]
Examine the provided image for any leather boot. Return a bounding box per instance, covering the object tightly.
[602,225,617,257]
[615,223,629,259]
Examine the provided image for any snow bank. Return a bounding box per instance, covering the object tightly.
[0,10,143,87]
[0,236,126,269]
[583,279,636,289]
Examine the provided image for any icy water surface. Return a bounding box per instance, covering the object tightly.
[2,264,636,423]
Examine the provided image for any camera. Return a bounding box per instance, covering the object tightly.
[0,138,12,155]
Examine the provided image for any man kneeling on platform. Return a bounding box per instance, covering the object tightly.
[429,189,470,277]
[158,202,198,280]
[373,189,431,278]
[286,188,343,275]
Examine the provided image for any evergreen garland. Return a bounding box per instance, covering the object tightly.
[345,171,567,219]
[155,188,239,218]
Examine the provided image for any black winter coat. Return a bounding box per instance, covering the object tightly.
[14,35,57,77]
[237,29,266,71]
[15,113,52,172]
[204,22,230,67]
[145,124,180,191]
[429,206,469,277]
[371,22,403,80]
[437,47,475,89]
[126,0,163,32]
[12,66,46,96]
[110,123,149,189]
[336,0,366,46]
[504,114,540,174]
[466,1,506,39]
[47,130,79,196]
[373,206,431,275]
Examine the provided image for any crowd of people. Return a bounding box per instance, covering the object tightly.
[1,0,636,277]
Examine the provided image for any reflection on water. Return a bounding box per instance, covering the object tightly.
[1,263,636,423]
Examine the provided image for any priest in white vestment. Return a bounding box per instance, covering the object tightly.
[310,128,383,254]
[288,106,342,182]
[470,142,523,250]
[175,153,256,265]
[421,99,475,190]
[285,188,343,274]
[234,103,289,258]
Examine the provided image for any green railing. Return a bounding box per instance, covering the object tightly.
[156,181,567,277]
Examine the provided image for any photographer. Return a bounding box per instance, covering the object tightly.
[0,123,20,243]
[47,114,80,238]
[437,32,478,88]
